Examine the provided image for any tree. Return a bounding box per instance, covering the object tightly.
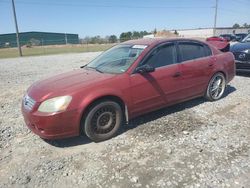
[119,30,152,42]
[174,30,179,35]
[119,32,132,42]
[85,36,106,44]
[119,33,127,42]
[243,23,250,28]
[232,23,240,28]
[132,31,140,39]
[142,30,151,36]
[127,32,132,39]
[80,36,91,44]
[139,31,144,37]
[108,35,118,43]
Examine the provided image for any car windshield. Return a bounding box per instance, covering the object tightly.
[86,44,147,74]
[242,34,250,43]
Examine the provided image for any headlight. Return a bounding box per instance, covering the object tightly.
[243,49,250,53]
[38,96,72,113]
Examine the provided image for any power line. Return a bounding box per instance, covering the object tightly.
[0,0,213,9]
[218,8,249,14]
[231,0,250,5]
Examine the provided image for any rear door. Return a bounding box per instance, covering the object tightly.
[177,41,215,98]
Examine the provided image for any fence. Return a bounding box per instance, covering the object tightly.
[0,42,117,59]
[0,37,147,58]
[0,38,81,48]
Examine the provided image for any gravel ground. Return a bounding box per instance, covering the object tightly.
[0,52,249,188]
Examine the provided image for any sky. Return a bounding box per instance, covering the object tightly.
[0,0,250,38]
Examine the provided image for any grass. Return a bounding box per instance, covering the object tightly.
[0,44,115,59]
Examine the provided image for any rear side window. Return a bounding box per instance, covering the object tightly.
[178,42,210,62]
[144,44,176,68]
[204,45,212,56]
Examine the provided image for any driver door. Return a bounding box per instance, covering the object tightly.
[129,43,183,117]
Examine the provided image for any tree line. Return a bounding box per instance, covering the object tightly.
[80,30,153,44]
[232,23,250,28]
[80,23,250,44]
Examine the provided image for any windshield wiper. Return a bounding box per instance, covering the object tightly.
[95,67,104,73]
[84,66,103,73]
[80,65,87,68]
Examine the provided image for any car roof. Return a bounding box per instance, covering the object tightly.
[122,38,206,46]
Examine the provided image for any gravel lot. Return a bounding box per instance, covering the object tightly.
[0,52,249,188]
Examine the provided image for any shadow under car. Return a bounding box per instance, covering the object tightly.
[45,85,236,148]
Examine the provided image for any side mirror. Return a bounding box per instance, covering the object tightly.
[135,64,155,74]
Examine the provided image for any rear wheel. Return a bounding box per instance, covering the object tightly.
[83,101,123,142]
[205,72,226,101]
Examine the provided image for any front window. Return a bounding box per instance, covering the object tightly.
[86,44,147,74]
[143,43,177,68]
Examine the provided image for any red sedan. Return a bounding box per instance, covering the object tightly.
[206,36,228,42]
[22,38,235,142]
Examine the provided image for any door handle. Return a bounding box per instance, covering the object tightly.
[173,72,181,77]
[208,64,214,67]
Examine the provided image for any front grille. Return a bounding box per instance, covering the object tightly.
[236,62,250,70]
[23,95,36,111]
[233,52,250,61]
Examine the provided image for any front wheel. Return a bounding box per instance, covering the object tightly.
[205,72,226,101]
[83,101,123,142]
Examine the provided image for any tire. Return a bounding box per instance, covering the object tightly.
[83,100,123,142]
[205,72,226,101]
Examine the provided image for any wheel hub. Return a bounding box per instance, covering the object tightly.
[212,79,222,91]
[92,107,116,134]
[210,75,225,100]
[97,112,112,127]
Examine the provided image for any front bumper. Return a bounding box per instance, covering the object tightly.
[233,51,250,72]
[21,103,80,140]
[235,60,250,72]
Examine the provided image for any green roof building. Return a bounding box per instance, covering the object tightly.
[0,31,79,48]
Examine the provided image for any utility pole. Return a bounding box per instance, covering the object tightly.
[11,0,22,57]
[65,33,68,44]
[213,0,218,36]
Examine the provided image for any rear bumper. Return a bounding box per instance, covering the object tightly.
[22,104,80,140]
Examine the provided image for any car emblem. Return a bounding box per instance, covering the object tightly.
[239,53,246,59]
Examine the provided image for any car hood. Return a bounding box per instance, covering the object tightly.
[230,42,250,52]
[27,68,116,102]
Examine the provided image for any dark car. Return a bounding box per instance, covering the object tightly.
[230,34,250,72]
[235,33,248,42]
[220,34,237,42]
[22,38,235,142]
